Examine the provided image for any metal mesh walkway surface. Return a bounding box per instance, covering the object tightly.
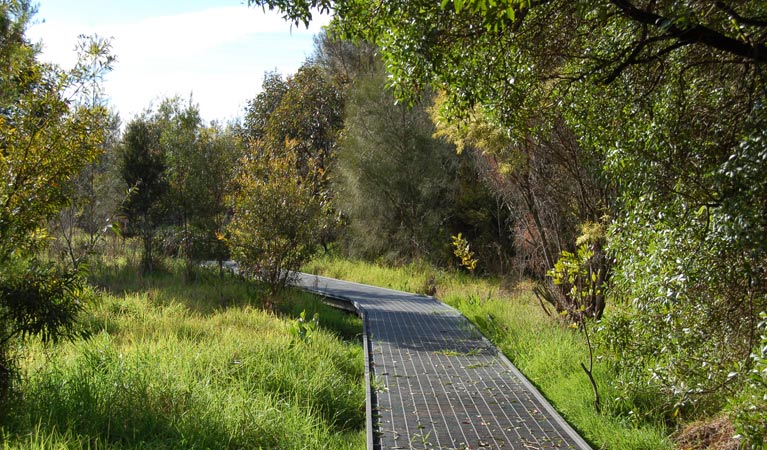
[294,273,592,450]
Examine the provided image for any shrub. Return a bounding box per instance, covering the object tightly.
[227,143,326,294]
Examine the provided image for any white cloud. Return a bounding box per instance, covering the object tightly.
[28,6,331,122]
[110,7,325,62]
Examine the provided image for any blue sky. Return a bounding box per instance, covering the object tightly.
[27,0,330,123]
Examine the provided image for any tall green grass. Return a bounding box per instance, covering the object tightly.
[2,257,365,449]
[305,254,673,450]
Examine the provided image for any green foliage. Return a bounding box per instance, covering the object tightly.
[1,13,112,259]
[119,99,241,276]
[156,96,203,256]
[451,233,477,272]
[731,312,767,449]
[188,123,241,263]
[334,68,462,263]
[312,30,379,89]
[603,179,766,418]
[550,248,593,292]
[432,91,612,280]
[227,145,326,294]
[542,221,609,321]
[263,65,343,175]
[48,111,124,270]
[289,309,320,343]
[242,70,288,141]
[0,0,112,399]
[154,97,241,274]
[1,258,90,406]
[242,65,344,252]
[0,259,88,346]
[119,116,167,273]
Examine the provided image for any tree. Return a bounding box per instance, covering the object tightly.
[119,116,167,274]
[248,0,767,422]
[50,110,123,270]
[191,122,242,270]
[155,96,204,277]
[226,141,326,295]
[243,65,345,251]
[311,30,378,89]
[231,63,345,294]
[242,71,288,142]
[335,68,461,263]
[0,0,113,399]
[118,98,242,277]
[263,64,344,178]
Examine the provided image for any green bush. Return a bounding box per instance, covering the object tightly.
[227,146,326,294]
[732,312,767,449]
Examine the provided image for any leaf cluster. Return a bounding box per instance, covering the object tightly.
[451,233,478,272]
[0,0,113,396]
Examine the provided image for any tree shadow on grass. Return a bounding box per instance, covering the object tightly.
[8,360,337,449]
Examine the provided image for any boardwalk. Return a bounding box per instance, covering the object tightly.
[294,273,592,450]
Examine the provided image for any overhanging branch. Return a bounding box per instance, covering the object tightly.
[611,0,767,62]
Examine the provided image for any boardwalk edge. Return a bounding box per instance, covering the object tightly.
[294,274,377,450]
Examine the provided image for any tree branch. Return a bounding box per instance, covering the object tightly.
[715,1,767,28]
[611,0,767,62]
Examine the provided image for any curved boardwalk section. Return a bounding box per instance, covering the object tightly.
[294,273,592,450]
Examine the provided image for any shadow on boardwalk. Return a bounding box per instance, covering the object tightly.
[295,273,593,450]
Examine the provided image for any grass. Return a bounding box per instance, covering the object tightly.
[305,254,674,450]
[1,255,365,450]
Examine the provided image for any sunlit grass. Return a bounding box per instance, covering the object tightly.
[305,254,673,450]
[2,256,365,450]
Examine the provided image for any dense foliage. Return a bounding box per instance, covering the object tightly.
[119,116,167,273]
[0,0,112,399]
[334,68,461,262]
[251,0,767,443]
[227,146,328,294]
[4,0,767,445]
[119,98,241,275]
[231,64,344,293]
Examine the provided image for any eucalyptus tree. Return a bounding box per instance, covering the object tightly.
[262,64,344,178]
[243,71,288,142]
[241,64,345,254]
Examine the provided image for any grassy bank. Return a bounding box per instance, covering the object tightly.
[304,255,673,450]
[2,257,365,449]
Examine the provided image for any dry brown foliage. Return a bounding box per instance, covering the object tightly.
[673,416,740,450]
